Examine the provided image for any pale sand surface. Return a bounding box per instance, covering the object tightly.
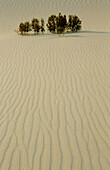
[0,1,110,170]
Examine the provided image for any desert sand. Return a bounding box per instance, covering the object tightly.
[0,0,110,170]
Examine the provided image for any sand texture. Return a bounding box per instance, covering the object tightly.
[0,0,110,170]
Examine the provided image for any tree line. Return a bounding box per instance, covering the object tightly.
[18,13,82,35]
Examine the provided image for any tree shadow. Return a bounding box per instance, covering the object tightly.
[63,30,110,38]
[79,30,110,34]
[30,32,84,38]
[63,34,84,38]
[16,30,110,38]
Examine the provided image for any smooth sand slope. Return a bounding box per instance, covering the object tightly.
[0,1,110,170]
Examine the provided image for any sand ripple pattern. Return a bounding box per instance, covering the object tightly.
[0,32,110,170]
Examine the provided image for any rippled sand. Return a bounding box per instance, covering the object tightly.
[0,0,110,170]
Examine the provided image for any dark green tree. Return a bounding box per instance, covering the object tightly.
[68,15,81,32]
[56,13,67,34]
[46,15,56,33]
[24,22,31,33]
[40,18,45,34]
[32,18,40,34]
[19,22,25,35]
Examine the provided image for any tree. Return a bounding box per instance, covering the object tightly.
[41,18,45,34]
[32,18,40,34]
[56,13,67,34]
[67,15,72,31]
[46,15,56,33]
[19,22,25,35]
[68,15,81,32]
[24,22,31,33]
[19,22,31,35]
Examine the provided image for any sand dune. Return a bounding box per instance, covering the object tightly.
[0,0,110,170]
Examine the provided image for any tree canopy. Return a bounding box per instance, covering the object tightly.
[19,22,25,34]
[32,18,40,34]
[24,22,31,33]
[68,15,82,32]
[56,13,67,34]
[19,22,31,34]
[46,15,56,33]
[46,13,81,34]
